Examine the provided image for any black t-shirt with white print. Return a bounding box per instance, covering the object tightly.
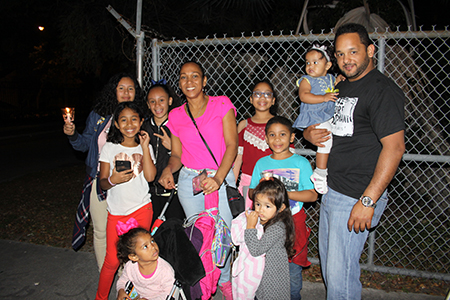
[328,69,405,199]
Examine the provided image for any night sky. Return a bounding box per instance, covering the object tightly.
[0,0,448,124]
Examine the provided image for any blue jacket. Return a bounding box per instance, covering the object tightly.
[68,111,112,178]
[69,110,109,250]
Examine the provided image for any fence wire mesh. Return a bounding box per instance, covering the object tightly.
[142,28,450,280]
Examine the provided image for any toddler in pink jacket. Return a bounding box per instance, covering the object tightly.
[231,211,265,299]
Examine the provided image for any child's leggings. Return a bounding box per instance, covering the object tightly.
[95,202,153,300]
[316,119,333,154]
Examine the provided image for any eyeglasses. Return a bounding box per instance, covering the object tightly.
[252,91,273,99]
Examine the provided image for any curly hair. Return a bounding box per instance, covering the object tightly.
[117,227,150,264]
[145,82,182,116]
[92,73,145,117]
[107,101,146,144]
[250,79,278,116]
[252,177,296,259]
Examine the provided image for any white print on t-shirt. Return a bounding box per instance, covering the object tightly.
[331,97,358,137]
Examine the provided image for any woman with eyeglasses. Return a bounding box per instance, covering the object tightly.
[158,61,238,300]
[232,79,278,209]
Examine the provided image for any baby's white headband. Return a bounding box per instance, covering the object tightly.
[310,44,331,62]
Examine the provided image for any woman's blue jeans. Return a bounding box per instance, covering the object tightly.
[319,187,387,300]
[177,167,235,285]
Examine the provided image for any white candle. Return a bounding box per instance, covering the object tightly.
[62,107,75,123]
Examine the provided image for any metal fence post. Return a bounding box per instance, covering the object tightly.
[364,36,387,270]
[377,36,386,73]
[152,38,159,81]
[137,33,145,86]
[135,0,143,86]
[367,229,376,269]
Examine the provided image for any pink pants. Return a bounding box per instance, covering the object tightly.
[95,203,153,300]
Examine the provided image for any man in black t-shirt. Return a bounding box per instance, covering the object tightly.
[304,23,405,300]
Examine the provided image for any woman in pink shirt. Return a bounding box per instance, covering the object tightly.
[159,61,238,300]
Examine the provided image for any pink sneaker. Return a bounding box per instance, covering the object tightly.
[219,281,233,300]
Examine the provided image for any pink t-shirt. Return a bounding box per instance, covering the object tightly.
[167,95,236,170]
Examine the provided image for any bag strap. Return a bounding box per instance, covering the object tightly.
[186,104,230,186]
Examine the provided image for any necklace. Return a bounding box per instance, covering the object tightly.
[188,97,207,118]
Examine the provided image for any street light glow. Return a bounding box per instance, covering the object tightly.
[38,26,44,31]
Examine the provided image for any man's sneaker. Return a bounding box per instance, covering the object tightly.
[310,171,328,194]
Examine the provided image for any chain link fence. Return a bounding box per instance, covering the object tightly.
[142,28,450,280]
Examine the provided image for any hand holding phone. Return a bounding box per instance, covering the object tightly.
[192,169,207,195]
[116,160,132,172]
[109,160,133,186]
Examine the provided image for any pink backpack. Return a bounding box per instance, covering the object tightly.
[185,208,233,268]
[183,191,234,300]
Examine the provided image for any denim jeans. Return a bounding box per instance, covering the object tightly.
[178,167,235,284]
[319,187,387,300]
[289,262,303,300]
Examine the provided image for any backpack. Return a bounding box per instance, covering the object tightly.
[184,207,234,267]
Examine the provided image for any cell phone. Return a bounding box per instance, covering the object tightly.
[116,160,131,172]
[192,169,207,195]
[124,281,140,299]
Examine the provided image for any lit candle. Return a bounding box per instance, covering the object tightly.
[65,107,71,122]
[61,107,75,123]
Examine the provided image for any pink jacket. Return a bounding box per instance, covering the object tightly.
[231,211,265,299]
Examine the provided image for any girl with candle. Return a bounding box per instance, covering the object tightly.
[63,73,146,272]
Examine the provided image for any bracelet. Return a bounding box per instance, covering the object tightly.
[108,176,116,186]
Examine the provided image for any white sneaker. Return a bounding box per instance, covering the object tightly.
[310,171,328,194]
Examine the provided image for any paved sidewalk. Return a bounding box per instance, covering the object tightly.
[0,240,445,300]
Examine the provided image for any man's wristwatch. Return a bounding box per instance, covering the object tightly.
[360,196,377,208]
